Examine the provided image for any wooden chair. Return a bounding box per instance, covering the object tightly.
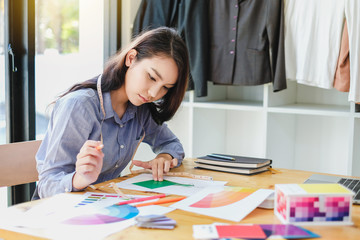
[0,140,42,187]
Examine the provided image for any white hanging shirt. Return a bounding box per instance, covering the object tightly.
[284,0,345,89]
[345,0,360,102]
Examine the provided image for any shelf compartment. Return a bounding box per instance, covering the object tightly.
[267,113,350,175]
[193,100,263,111]
[350,119,360,176]
[267,103,350,117]
[192,108,266,158]
[194,83,264,104]
[267,81,350,109]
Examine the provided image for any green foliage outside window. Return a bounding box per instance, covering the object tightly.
[36,0,79,54]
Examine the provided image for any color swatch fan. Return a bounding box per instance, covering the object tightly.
[63,204,139,225]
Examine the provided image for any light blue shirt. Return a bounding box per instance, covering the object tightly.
[36,88,184,198]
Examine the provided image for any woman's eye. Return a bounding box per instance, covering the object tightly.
[163,86,170,90]
[148,74,156,81]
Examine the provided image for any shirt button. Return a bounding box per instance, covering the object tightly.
[120,124,124,128]
[233,16,237,19]
[65,188,69,192]
[231,39,235,42]
[230,51,234,55]
[115,164,119,168]
[120,145,124,149]
[232,27,236,31]
[235,4,238,8]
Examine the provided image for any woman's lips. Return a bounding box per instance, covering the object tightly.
[139,94,149,103]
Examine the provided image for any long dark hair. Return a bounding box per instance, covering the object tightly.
[58,27,189,124]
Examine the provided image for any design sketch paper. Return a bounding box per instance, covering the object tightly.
[171,186,274,222]
[0,192,174,240]
[116,173,227,196]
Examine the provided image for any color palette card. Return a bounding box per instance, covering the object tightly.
[75,192,134,208]
[171,186,273,222]
[259,224,320,239]
[193,224,320,239]
[193,224,266,239]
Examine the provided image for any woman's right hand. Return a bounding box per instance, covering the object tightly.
[72,140,104,190]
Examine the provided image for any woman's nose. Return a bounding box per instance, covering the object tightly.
[148,85,161,98]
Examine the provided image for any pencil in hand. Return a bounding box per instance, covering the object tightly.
[96,144,104,151]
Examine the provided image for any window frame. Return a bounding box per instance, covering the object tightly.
[4,0,36,205]
[3,0,121,205]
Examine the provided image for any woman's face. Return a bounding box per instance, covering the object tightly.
[124,49,178,106]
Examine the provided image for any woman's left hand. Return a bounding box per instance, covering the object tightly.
[132,153,178,181]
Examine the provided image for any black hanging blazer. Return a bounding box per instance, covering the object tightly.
[210,0,287,91]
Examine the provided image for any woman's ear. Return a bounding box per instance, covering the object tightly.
[125,49,137,67]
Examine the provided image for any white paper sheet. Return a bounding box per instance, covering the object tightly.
[170,186,274,222]
[116,173,227,196]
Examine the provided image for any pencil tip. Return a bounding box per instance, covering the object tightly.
[96,144,104,150]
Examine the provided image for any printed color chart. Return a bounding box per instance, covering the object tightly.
[75,193,124,207]
[289,196,351,222]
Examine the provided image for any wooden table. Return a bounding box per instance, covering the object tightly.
[1,158,360,239]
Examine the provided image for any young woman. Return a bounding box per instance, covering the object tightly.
[34,27,189,199]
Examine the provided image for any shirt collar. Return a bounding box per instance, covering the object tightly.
[102,91,113,119]
[102,91,137,123]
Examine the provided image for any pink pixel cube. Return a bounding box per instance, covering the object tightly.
[274,183,354,225]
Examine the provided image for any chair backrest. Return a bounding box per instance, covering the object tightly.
[0,140,42,187]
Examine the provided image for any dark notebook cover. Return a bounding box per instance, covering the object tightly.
[194,162,271,175]
[197,154,272,169]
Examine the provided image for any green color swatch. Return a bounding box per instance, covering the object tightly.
[133,180,193,189]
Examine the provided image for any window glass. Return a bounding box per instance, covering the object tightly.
[35,0,104,139]
[0,0,7,210]
[0,0,105,208]
[0,0,5,145]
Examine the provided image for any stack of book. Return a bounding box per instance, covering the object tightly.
[194,153,272,175]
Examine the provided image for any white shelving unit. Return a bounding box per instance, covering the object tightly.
[165,81,360,177]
